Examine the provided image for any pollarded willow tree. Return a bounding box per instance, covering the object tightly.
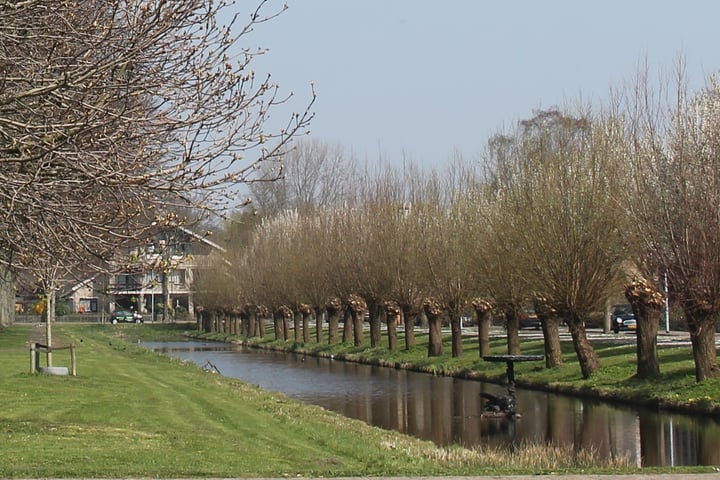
[0,1,313,332]
[477,133,534,356]
[493,108,629,378]
[624,69,720,381]
[350,164,438,349]
[423,158,480,358]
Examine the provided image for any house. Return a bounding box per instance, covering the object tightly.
[13,227,226,321]
[105,227,226,321]
[64,275,103,314]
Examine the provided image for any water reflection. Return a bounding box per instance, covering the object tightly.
[144,341,720,467]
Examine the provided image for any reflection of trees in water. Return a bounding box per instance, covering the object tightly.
[578,402,640,466]
[698,420,720,465]
[641,412,720,467]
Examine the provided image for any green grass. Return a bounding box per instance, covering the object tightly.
[0,323,646,478]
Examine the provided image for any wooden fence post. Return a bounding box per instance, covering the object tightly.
[30,342,37,373]
[70,344,77,376]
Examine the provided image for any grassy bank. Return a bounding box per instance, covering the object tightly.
[0,323,645,478]
[196,324,720,417]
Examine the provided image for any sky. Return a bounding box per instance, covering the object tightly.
[233,1,720,170]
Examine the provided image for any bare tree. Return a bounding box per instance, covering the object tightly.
[0,0,313,337]
[488,108,628,378]
[423,203,474,358]
[250,139,355,215]
[473,136,530,356]
[623,66,720,381]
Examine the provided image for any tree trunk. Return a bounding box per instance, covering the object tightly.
[222,311,228,334]
[0,265,15,328]
[534,299,563,368]
[683,301,720,382]
[325,299,342,344]
[539,313,563,368]
[162,270,170,322]
[248,311,257,337]
[450,311,463,358]
[504,305,521,355]
[351,310,364,346]
[274,306,290,340]
[298,304,313,343]
[626,280,663,378]
[472,299,493,358]
[256,313,265,338]
[401,305,416,350]
[199,309,210,332]
[342,309,353,343]
[315,308,323,344]
[635,306,660,378]
[383,301,401,351]
[302,312,310,342]
[423,298,443,357]
[386,313,399,350]
[369,306,382,348]
[231,313,239,335]
[283,313,291,340]
[566,312,601,378]
[273,312,283,341]
[426,313,443,357]
[211,310,218,332]
[346,294,367,347]
[241,311,250,336]
[293,310,301,342]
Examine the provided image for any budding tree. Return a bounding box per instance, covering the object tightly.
[0,1,313,334]
[623,66,720,381]
[486,108,628,378]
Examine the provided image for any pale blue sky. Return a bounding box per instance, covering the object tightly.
[239,1,720,168]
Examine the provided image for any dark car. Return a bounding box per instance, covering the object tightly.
[611,304,635,333]
[518,308,541,329]
[110,310,143,324]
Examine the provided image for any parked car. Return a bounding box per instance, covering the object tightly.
[518,308,541,329]
[110,310,143,324]
[622,318,637,331]
[611,304,635,333]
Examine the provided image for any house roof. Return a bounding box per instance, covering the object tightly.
[178,226,226,253]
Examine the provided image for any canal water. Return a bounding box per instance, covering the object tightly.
[144,341,720,467]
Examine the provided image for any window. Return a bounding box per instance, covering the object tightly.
[168,269,186,286]
[79,298,98,313]
[117,274,141,289]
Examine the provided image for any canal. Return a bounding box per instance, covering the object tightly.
[144,340,720,467]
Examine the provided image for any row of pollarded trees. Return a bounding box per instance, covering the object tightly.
[197,66,720,383]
